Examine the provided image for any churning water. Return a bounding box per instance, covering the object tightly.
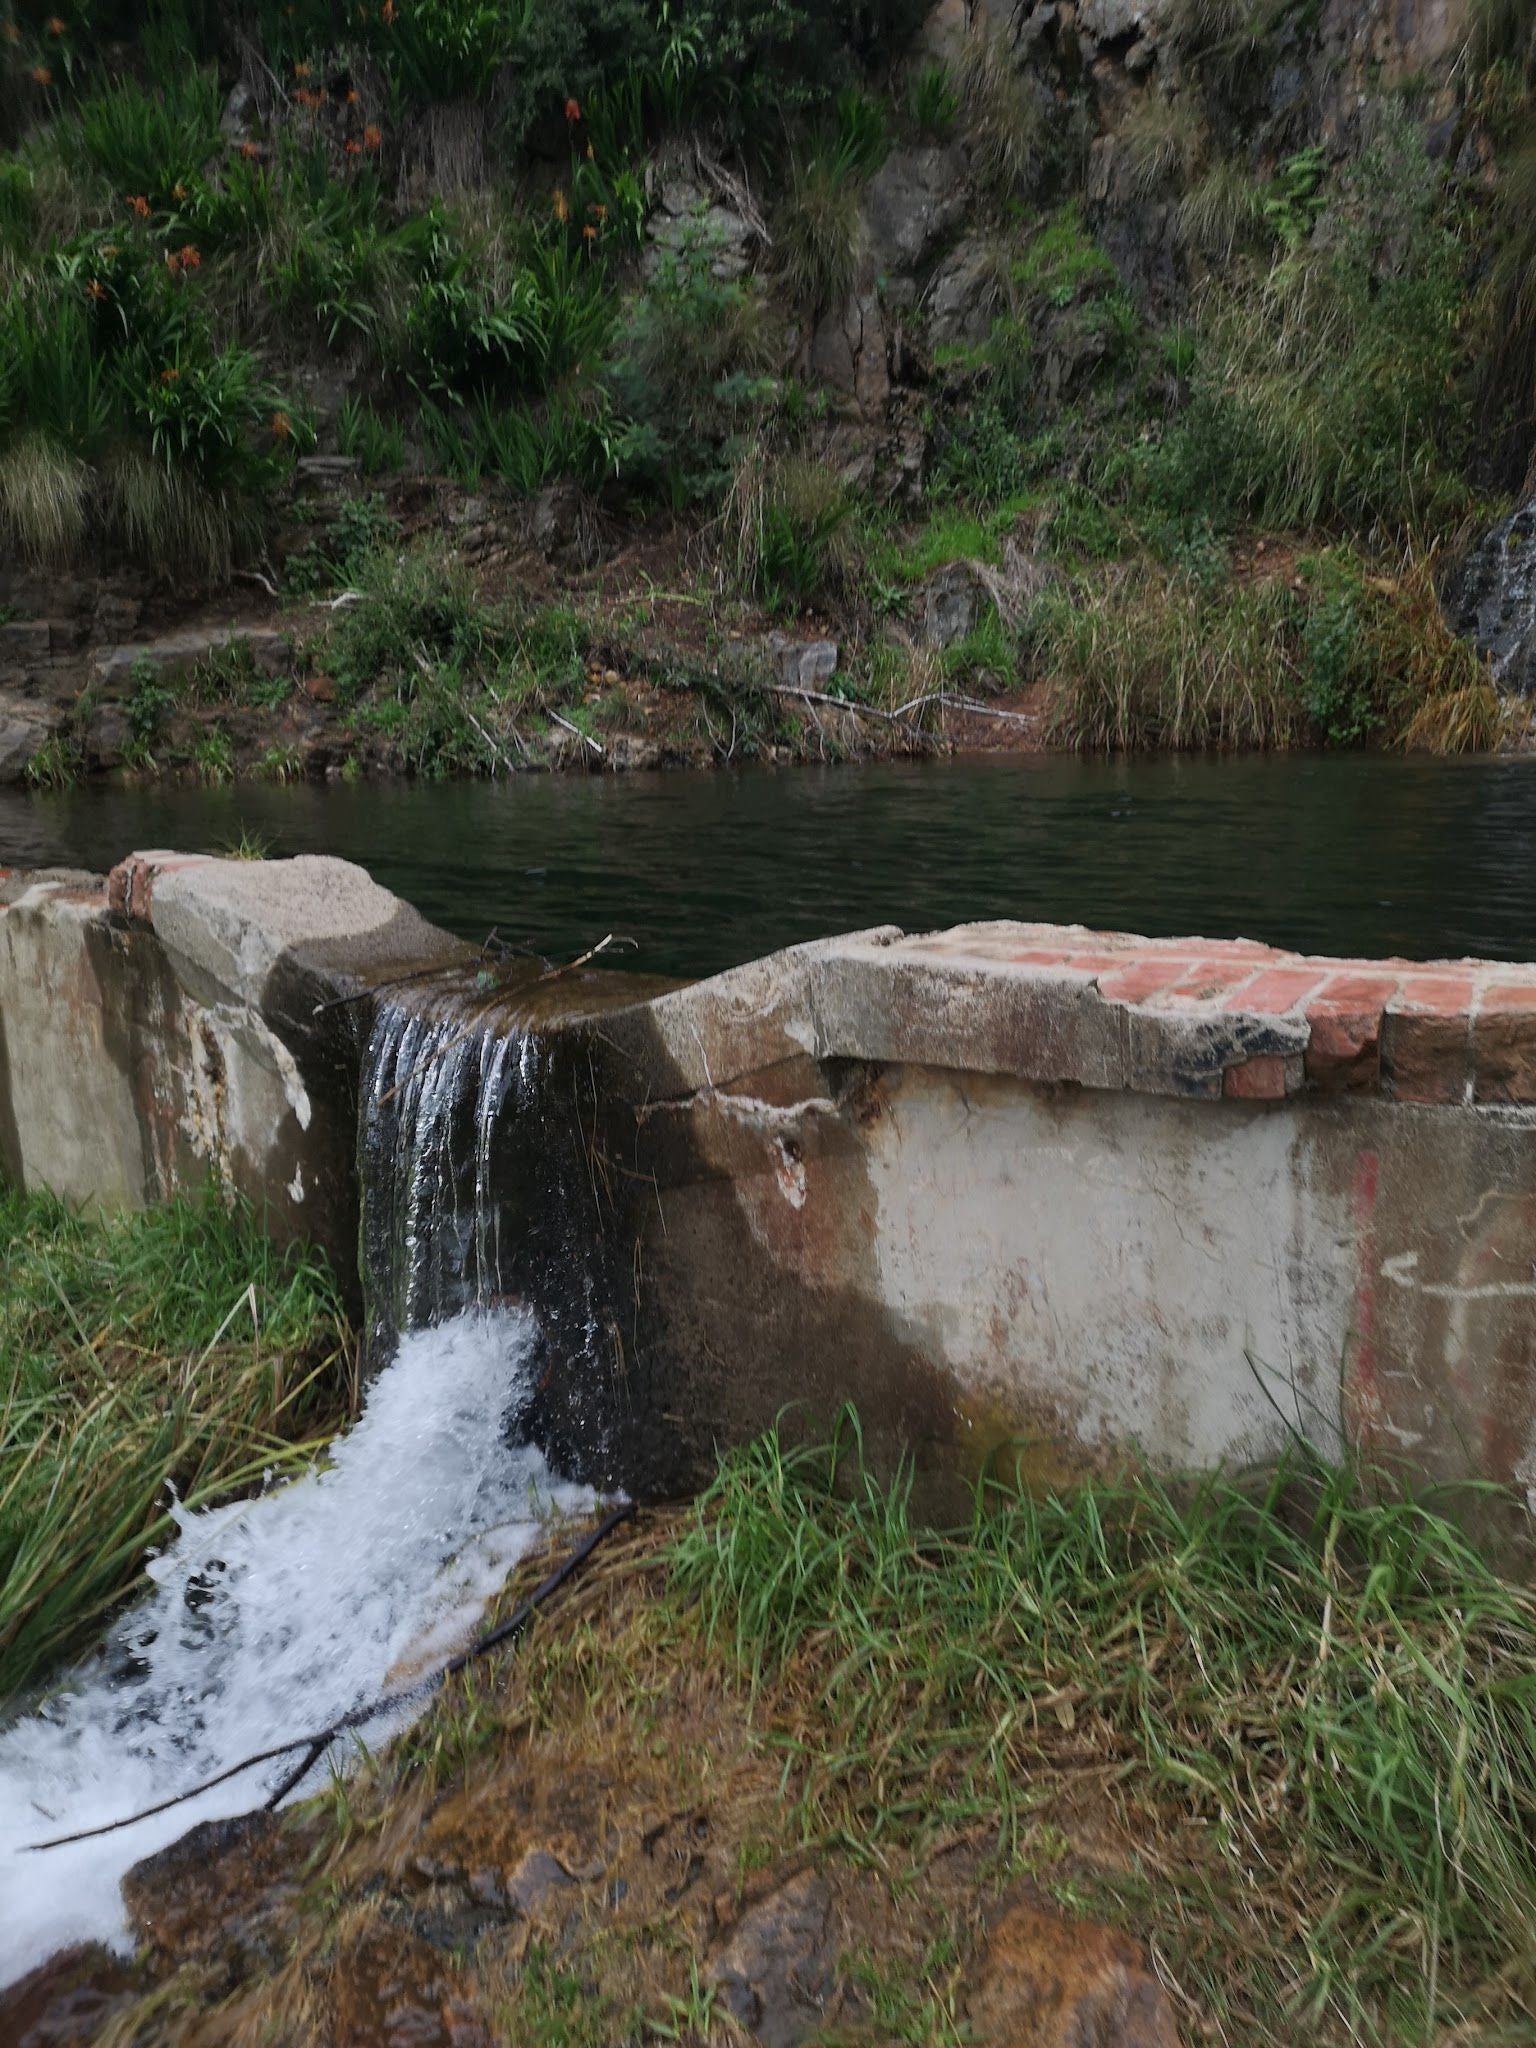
[0,1005,599,1989]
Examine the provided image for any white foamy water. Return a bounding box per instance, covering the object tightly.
[0,1308,593,1987]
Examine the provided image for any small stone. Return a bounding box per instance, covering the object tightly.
[505,1848,578,1920]
[706,1870,835,2048]
[765,635,839,690]
[966,1902,1182,2048]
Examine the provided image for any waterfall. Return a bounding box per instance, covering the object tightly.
[0,996,608,1990]
[1446,499,1536,697]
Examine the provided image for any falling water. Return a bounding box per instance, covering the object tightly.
[0,997,605,1990]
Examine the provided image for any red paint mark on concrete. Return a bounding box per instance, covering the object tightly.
[1344,1149,1382,1455]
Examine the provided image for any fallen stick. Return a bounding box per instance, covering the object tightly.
[546,708,604,756]
[891,691,1038,726]
[768,685,905,725]
[22,1501,636,1853]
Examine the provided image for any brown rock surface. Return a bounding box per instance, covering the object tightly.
[967,1902,1181,2047]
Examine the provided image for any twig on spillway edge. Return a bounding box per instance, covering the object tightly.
[374,983,526,1107]
[537,933,635,982]
[310,934,548,1017]
[21,1502,637,1854]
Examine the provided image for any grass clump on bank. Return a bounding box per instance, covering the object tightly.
[672,1417,1536,2042]
[0,1184,351,1698]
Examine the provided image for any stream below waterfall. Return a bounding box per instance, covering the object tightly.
[0,1012,597,1989]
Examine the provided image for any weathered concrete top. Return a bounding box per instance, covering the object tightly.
[628,920,1536,1109]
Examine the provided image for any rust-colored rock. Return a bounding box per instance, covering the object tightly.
[122,1811,302,1964]
[966,1902,1182,2048]
[331,1923,491,2048]
[0,1942,138,2048]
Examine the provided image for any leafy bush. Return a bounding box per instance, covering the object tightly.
[908,60,959,139]
[72,70,222,204]
[1144,116,1472,537]
[380,0,514,102]
[604,234,776,504]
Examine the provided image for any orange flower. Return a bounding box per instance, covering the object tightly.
[552,186,569,223]
[30,64,52,84]
[271,410,292,438]
[3,22,21,42]
[164,248,181,273]
[381,0,395,22]
[178,243,201,267]
[344,137,361,155]
[293,60,310,76]
[344,87,359,103]
[362,122,382,149]
[590,202,607,220]
[160,367,180,383]
[581,223,597,242]
[238,140,262,160]
[126,193,150,217]
[564,97,581,123]
[46,15,66,33]
[85,278,107,301]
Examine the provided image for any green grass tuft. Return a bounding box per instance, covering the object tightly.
[671,1413,1536,2041]
[0,1186,350,1697]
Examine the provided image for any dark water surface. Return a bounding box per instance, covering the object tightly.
[4,752,1536,980]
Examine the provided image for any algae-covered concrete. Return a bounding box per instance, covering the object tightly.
[527,923,1536,1507]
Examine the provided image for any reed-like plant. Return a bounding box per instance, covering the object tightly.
[0,1186,351,1697]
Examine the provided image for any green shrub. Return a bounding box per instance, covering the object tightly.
[1146,116,1471,537]
[338,396,408,474]
[605,235,776,504]
[1118,91,1207,199]
[323,539,497,702]
[742,454,857,608]
[1176,157,1265,260]
[908,60,959,140]
[1037,562,1303,750]
[777,148,865,311]
[72,70,223,204]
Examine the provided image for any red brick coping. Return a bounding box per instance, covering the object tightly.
[888,924,1536,1106]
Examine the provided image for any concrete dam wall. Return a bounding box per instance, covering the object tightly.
[6,848,1536,1508]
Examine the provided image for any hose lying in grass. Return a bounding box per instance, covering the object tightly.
[22,1499,636,1853]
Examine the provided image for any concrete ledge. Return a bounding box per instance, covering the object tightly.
[0,851,466,1283]
[625,921,1536,1108]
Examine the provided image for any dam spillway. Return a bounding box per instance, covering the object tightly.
[5,848,1536,1509]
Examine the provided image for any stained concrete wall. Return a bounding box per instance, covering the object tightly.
[527,923,1536,1507]
[0,851,464,1280]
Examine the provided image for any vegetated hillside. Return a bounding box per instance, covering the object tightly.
[0,0,1532,779]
